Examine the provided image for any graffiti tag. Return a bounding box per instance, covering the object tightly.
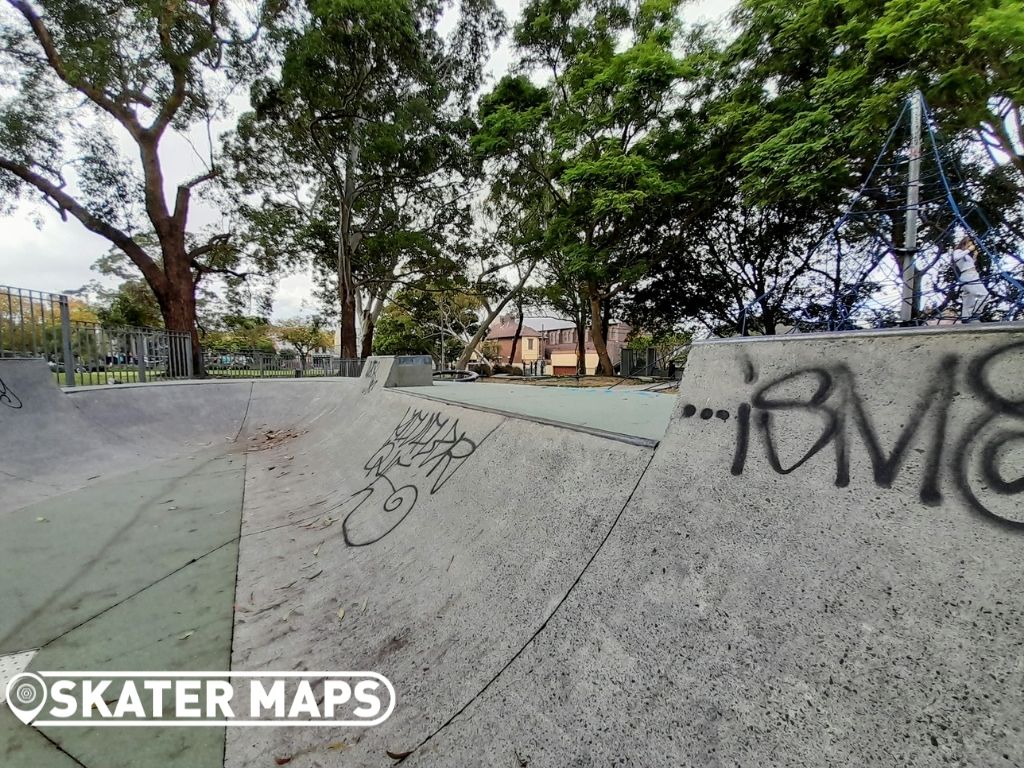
[333,407,487,546]
[683,339,1024,531]
[0,377,23,409]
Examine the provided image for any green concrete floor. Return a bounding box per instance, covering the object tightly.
[403,381,676,442]
[0,451,245,768]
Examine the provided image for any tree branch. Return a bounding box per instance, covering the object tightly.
[0,155,167,293]
[8,0,145,138]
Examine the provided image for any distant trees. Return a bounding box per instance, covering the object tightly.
[225,0,504,358]
[276,316,333,369]
[4,0,1021,362]
[626,0,1024,336]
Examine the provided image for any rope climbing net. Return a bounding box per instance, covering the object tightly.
[782,93,1024,332]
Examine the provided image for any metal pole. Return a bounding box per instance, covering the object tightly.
[136,332,147,383]
[184,334,194,378]
[59,295,76,387]
[901,90,923,324]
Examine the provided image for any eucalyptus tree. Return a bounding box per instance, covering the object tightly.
[719,0,1024,203]
[227,0,503,358]
[628,0,1024,336]
[474,0,692,374]
[0,0,274,371]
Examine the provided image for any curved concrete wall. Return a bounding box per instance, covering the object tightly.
[3,330,1022,765]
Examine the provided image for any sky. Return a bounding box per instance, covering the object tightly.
[0,0,735,321]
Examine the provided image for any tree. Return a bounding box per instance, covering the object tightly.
[226,0,504,358]
[627,0,1024,336]
[474,0,691,373]
[276,316,332,369]
[90,280,164,328]
[0,0,273,373]
[202,314,275,354]
[719,0,1024,203]
[373,304,434,357]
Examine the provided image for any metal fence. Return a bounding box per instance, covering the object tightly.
[204,349,365,379]
[1,284,192,386]
[621,348,660,377]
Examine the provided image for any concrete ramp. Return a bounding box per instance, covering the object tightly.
[2,329,1022,768]
[0,360,154,510]
[403,326,1024,766]
[227,387,654,766]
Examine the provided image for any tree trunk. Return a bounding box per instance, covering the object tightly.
[359,295,385,358]
[158,246,203,376]
[507,299,524,367]
[455,259,538,370]
[575,291,587,376]
[360,315,374,358]
[588,282,614,375]
[336,130,361,360]
[339,281,357,359]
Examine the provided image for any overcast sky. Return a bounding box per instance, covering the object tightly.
[0,0,734,321]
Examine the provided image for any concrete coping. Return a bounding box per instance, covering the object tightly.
[695,320,1024,347]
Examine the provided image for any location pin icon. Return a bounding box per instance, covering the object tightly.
[5,673,48,725]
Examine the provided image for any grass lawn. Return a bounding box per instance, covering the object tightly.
[55,369,168,386]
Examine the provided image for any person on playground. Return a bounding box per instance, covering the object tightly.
[952,234,990,322]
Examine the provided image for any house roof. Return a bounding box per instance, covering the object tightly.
[547,341,596,353]
[487,320,542,339]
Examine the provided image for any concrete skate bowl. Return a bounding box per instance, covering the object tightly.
[1,326,1023,768]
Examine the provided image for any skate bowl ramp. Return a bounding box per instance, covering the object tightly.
[1,327,1023,767]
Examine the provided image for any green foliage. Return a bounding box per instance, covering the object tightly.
[225,0,504,355]
[276,316,333,366]
[474,0,693,371]
[373,306,433,356]
[92,280,164,328]
[201,315,276,353]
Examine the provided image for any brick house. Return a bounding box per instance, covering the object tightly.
[485,319,545,366]
[539,320,632,375]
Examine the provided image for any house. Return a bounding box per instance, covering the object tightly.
[485,319,545,366]
[536,319,632,375]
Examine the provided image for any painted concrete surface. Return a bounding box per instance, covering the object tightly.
[1,327,1022,767]
[406,380,676,442]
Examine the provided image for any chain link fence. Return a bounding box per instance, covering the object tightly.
[1,285,192,386]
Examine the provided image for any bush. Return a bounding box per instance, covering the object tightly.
[469,362,492,377]
[493,364,524,376]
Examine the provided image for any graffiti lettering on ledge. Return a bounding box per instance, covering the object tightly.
[0,377,23,409]
[333,407,493,546]
[362,359,381,393]
[682,339,1024,531]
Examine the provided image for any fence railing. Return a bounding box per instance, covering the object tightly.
[203,349,365,379]
[621,348,660,377]
[2,284,373,386]
[1,284,192,386]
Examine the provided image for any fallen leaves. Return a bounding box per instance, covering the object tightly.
[337,608,345,622]
[387,749,414,760]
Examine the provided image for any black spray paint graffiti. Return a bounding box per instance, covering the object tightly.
[683,339,1024,531]
[0,377,23,409]
[362,359,381,394]
[333,407,487,546]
